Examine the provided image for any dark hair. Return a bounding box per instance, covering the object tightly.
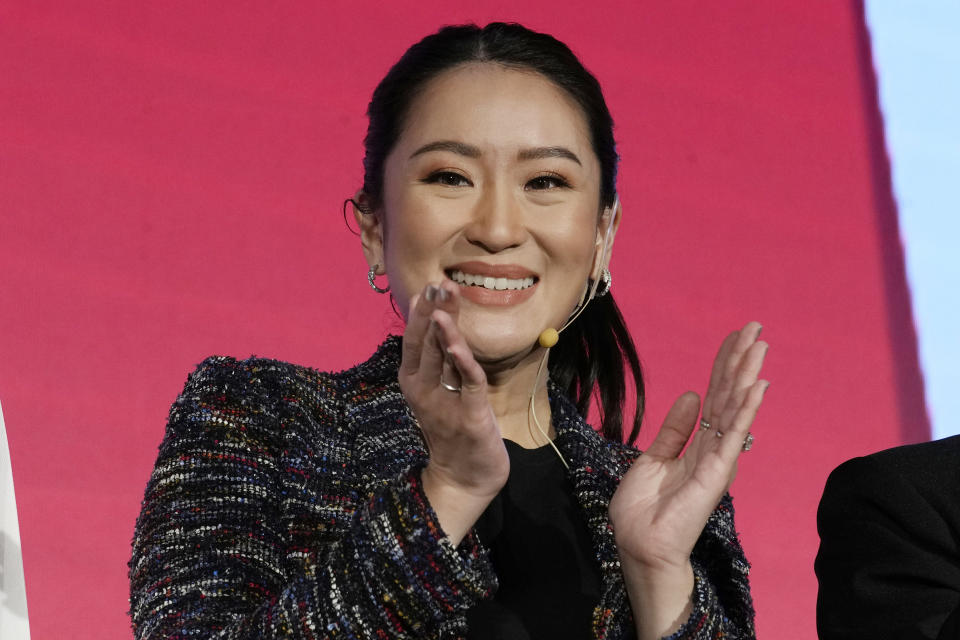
[362,22,644,443]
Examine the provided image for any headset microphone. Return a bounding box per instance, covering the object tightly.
[538,328,559,348]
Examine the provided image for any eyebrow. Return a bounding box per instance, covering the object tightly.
[409,140,582,166]
[410,141,481,159]
[517,146,581,166]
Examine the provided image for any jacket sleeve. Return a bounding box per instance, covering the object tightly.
[661,494,755,640]
[816,455,960,640]
[129,357,496,639]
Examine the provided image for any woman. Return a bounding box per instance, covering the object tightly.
[129,23,769,640]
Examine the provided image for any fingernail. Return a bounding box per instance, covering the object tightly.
[437,286,450,302]
[761,380,771,396]
[755,324,763,339]
[424,285,438,302]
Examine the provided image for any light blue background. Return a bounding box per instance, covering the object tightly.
[866,0,960,440]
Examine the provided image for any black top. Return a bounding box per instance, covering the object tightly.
[466,439,602,639]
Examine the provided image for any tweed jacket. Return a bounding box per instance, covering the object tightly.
[129,337,755,639]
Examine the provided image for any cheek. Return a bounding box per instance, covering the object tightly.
[379,205,449,308]
[545,218,601,272]
[383,209,439,266]
[383,183,467,264]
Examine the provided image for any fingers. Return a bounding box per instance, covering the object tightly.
[701,330,738,421]
[419,318,447,388]
[440,351,462,392]
[399,290,432,378]
[646,391,701,459]
[399,280,461,382]
[693,342,768,473]
[422,282,463,388]
[717,339,768,432]
[702,321,762,423]
[693,322,769,468]
[431,310,487,398]
[716,379,769,461]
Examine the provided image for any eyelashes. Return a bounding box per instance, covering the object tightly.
[525,173,570,190]
[421,170,572,191]
[421,171,472,187]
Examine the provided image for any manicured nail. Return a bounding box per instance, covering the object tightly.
[424,285,438,302]
[761,380,771,396]
[437,286,450,302]
[755,324,763,339]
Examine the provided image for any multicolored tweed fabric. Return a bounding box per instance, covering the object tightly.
[129,336,755,639]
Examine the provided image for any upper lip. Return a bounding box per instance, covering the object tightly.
[446,261,539,280]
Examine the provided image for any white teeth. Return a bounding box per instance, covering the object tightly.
[449,270,535,291]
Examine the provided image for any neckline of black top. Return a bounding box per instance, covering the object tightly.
[465,437,601,639]
[502,438,561,466]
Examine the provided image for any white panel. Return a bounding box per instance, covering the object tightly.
[865,0,960,439]
[1,400,32,639]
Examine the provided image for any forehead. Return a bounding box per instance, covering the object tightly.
[395,62,594,157]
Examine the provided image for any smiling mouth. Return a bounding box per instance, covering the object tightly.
[447,269,537,291]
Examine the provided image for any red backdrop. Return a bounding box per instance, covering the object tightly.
[0,2,927,638]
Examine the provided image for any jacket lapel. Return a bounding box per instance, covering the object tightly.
[551,390,636,639]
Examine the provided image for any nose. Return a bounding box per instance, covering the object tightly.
[463,185,526,253]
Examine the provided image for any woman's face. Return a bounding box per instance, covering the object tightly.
[366,63,613,363]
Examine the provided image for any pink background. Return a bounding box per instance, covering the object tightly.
[0,2,927,638]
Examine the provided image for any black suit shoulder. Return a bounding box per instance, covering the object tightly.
[865,434,960,491]
[816,436,960,640]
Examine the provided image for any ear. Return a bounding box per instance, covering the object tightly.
[591,196,622,279]
[353,190,385,274]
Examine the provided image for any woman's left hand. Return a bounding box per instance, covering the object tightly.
[608,321,768,638]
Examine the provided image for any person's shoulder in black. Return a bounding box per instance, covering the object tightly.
[816,435,960,640]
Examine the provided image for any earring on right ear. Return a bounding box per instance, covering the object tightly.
[589,196,617,300]
[594,268,612,297]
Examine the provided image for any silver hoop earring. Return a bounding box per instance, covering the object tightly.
[594,268,612,297]
[368,265,389,294]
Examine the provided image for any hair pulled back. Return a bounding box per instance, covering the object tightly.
[362,22,644,444]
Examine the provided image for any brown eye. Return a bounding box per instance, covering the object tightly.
[526,174,570,190]
[424,171,472,187]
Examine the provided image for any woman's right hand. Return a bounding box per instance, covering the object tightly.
[398,279,509,545]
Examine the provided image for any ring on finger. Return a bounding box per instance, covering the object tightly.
[440,353,461,393]
[699,418,711,431]
[742,432,755,451]
[440,376,461,393]
[715,430,724,438]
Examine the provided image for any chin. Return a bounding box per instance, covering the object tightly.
[462,306,562,359]
[461,328,541,370]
